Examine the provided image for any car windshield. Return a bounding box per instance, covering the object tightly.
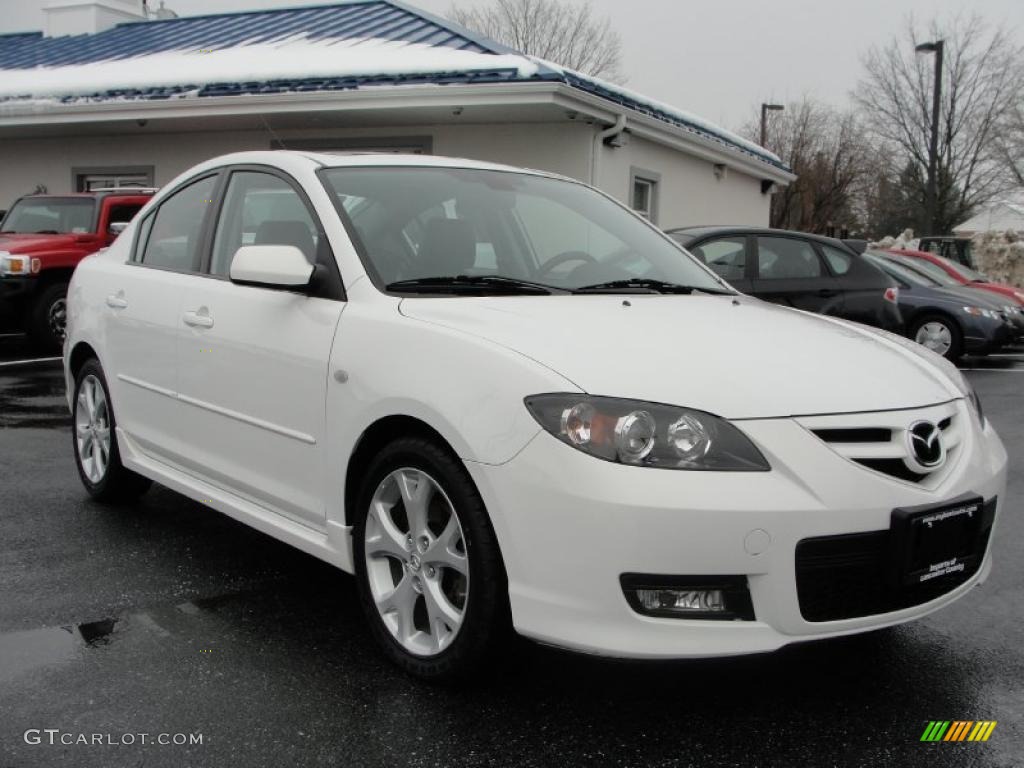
[889,253,960,286]
[319,167,728,294]
[866,252,939,287]
[929,252,987,282]
[0,198,95,234]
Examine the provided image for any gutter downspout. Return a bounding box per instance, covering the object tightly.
[590,113,627,186]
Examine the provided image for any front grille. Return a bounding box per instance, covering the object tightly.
[795,498,995,622]
[801,402,963,487]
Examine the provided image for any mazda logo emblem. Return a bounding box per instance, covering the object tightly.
[906,421,945,470]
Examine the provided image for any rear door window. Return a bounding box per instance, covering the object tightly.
[140,176,217,272]
[756,237,823,279]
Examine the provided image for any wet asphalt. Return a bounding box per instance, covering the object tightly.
[0,334,1022,768]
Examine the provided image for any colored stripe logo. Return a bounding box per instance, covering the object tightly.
[921,721,997,742]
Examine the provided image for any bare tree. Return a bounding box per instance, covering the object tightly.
[854,15,1024,233]
[745,99,869,234]
[448,0,623,81]
[993,100,1024,186]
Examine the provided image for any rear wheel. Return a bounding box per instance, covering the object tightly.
[72,358,151,503]
[29,281,69,350]
[911,314,963,361]
[353,436,508,681]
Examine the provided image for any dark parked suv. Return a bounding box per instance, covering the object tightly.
[667,226,903,332]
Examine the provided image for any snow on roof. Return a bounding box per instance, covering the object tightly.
[0,0,785,170]
[0,35,538,100]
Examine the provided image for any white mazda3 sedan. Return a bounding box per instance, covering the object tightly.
[64,151,1008,680]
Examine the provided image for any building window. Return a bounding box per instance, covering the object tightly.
[629,168,660,223]
[72,166,154,192]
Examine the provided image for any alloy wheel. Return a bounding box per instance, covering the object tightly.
[915,321,952,356]
[75,374,111,483]
[48,298,67,342]
[364,467,469,656]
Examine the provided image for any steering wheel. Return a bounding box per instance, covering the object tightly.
[536,250,597,279]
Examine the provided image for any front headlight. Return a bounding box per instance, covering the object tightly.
[0,252,33,276]
[525,394,769,471]
[962,306,999,319]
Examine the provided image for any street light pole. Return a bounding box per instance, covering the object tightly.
[916,40,944,234]
[760,103,784,148]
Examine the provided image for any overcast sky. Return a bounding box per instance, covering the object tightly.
[2,0,1021,131]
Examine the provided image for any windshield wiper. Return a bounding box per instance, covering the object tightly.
[573,278,734,295]
[385,275,561,295]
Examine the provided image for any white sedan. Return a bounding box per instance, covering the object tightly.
[64,151,1008,680]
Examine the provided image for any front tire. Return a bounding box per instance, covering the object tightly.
[29,281,69,350]
[72,358,151,503]
[911,314,963,361]
[353,436,508,681]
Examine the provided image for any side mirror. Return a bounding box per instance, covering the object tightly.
[229,245,314,289]
[108,221,129,238]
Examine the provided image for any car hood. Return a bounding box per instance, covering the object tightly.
[398,294,965,419]
[0,233,84,253]
[919,284,1009,308]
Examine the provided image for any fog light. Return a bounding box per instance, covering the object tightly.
[620,574,755,620]
[636,588,725,613]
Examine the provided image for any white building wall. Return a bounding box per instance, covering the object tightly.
[0,122,594,205]
[594,133,771,227]
[0,121,771,228]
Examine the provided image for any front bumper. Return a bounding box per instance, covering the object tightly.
[0,275,33,320]
[467,402,1007,658]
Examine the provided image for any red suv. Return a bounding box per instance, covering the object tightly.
[0,189,154,347]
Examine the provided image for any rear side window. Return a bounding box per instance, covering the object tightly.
[821,245,853,275]
[140,176,217,272]
[210,171,318,277]
[756,237,822,279]
[690,237,746,280]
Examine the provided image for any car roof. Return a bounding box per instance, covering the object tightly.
[665,225,853,250]
[189,150,566,181]
[21,190,154,199]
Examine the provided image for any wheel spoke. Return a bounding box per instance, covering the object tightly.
[396,470,433,538]
[423,578,463,646]
[425,515,468,576]
[375,574,417,643]
[366,502,410,561]
[85,379,97,421]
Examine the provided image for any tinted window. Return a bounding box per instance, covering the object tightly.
[107,203,144,225]
[757,237,822,279]
[321,167,725,293]
[691,237,746,280]
[1,198,94,234]
[821,245,853,275]
[141,176,216,271]
[211,172,318,277]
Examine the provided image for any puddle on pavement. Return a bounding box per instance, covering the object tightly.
[0,618,117,683]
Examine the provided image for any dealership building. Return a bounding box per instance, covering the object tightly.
[0,0,793,225]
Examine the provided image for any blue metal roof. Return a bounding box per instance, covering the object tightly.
[0,0,785,170]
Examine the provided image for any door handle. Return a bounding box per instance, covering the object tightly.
[183,310,214,329]
[817,289,839,298]
[105,293,128,309]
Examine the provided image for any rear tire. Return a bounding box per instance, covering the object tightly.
[353,436,509,682]
[72,358,152,503]
[29,281,69,350]
[910,314,963,361]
